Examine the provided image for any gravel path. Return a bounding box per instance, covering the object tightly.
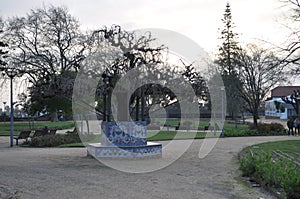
[0,136,299,199]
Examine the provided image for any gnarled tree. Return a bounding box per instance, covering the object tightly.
[238,44,286,128]
[3,6,87,120]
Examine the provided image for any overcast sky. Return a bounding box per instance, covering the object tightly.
[0,0,296,106]
[0,0,290,54]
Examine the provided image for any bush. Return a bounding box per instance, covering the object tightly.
[282,163,300,199]
[240,149,300,199]
[224,128,257,137]
[248,123,286,135]
[24,133,94,147]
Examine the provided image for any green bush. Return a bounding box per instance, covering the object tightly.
[248,123,286,135]
[224,128,257,137]
[239,149,300,199]
[282,163,300,199]
[23,133,94,147]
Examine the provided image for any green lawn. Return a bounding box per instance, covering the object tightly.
[58,131,213,147]
[148,131,207,141]
[253,140,300,152]
[247,140,300,160]
[158,119,249,130]
[0,121,75,136]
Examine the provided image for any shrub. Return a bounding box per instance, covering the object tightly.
[282,162,300,199]
[224,128,257,137]
[239,148,300,199]
[24,133,95,147]
[248,123,286,135]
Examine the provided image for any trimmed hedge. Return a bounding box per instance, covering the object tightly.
[248,123,286,135]
[224,123,286,137]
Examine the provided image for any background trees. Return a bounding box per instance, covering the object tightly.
[89,25,208,122]
[281,0,300,72]
[0,18,8,67]
[3,6,87,120]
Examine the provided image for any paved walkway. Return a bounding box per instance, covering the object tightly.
[0,136,9,148]
[0,136,299,198]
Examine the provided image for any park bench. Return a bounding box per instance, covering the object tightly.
[31,129,46,138]
[49,129,57,135]
[204,126,209,131]
[163,124,180,131]
[14,130,31,145]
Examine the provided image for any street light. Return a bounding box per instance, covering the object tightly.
[221,86,225,137]
[2,68,18,147]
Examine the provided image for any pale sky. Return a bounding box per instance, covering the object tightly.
[0,0,295,106]
[0,0,290,54]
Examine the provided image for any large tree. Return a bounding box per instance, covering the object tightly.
[215,2,243,120]
[88,25,169,121]
[238,44,286,128]
[280,0,300,72]
[83,25,208,122]
[2,6,87,120]
[0,17,8,66]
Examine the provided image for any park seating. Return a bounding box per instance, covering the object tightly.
[14,130,31,145]
[204,126,209,131]
[49,129,57,135]
[31,129,46,138]
[31,128,57,137]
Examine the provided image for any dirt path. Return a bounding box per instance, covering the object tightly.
[0,136,299,199]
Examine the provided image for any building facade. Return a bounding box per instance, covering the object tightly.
[265,86,300,119]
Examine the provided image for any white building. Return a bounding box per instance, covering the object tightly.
[265,86,300,119]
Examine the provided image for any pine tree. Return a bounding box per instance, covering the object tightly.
[215,2,243,120]
[217,2,240,75]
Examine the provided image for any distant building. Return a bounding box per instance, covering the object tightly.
[265,86,300,119]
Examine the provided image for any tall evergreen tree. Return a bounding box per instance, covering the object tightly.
[217,2,240,75]
[215,2,243,120]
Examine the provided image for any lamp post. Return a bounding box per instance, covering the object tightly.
[221,86,225,137]
[3,68,18,147]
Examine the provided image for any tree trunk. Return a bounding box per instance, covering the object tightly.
[51,111,58,122]
[85,119,90,134]
[253,113,259,129]
[116,92,128,121]
[135,96,140,121]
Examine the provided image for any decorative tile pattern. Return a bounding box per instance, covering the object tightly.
[101,121,147,147]
[87,142,162,159]
[88,121,162,159]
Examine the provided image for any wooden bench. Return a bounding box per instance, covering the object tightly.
[31,129,46,138]
[49,129,57,135]
[204,126,209,131]
[14,130,31,145]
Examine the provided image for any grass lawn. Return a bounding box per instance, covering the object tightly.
[247,140,300,160]
[161,119,249,130]
[253,140,300,152]
[0,121,75,136]
[147,131,207,141]
[59,131,210,147]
